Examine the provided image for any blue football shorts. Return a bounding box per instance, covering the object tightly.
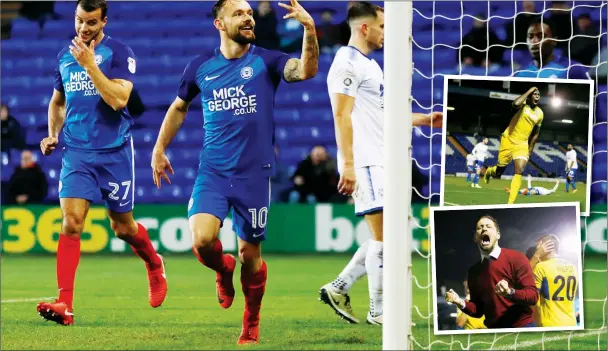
[59,141,135,213]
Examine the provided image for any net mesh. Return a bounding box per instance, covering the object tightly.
[408,1,607,349]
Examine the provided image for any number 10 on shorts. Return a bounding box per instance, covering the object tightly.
[248,207,268,229]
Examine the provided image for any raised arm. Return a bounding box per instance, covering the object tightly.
[70,38,133,111]
[513,86,538,109]
[279,0,319,82]
[412,111,443,128]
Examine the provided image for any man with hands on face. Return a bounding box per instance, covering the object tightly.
[445,215,539,329]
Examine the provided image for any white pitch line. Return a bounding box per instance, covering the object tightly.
[443,201,461,206]
[1,297,55,303]
[495,330,605,350]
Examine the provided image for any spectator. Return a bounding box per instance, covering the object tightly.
[317,9,342,54]
[19,1,59,28]
[289,145,339,204]
[460,14,503,68]
[504,1,537,51]
[253,1,281,50]
[7,149,48,205]
[570,13,600,65]
[270,146,291,203]
[546,1,573,50]
[1,103,26,154]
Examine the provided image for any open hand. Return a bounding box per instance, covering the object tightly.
[70,37,96,70]
[278,0,314,28]
[151,150,174,189]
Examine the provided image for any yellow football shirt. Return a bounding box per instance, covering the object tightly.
[457,308,487,329]
[533,257,578,327]
[503,103,544,145]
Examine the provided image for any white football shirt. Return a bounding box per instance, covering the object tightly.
[566,149,578,169]
[327,46,384,170]
[472,142,488,162]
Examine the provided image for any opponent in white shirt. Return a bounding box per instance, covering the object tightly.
[469,137,489,188]
[466,154,476,183]
[565,144,578,193]
[318,1,442,326]
[505,174,559,196]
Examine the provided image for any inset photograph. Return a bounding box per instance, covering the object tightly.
[440,76,594,215]
[431,203,584,335]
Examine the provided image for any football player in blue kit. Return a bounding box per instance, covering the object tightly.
[151,0,318,344]
[37,0,167,326]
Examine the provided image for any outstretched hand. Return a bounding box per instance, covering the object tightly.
[278,0,314,28]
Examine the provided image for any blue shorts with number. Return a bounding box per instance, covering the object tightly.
[474,160,484,170]
[567,169,577,179]
[59,142,134,213]
[188,168,270,244]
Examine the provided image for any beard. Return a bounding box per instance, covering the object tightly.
[229,30,255,45]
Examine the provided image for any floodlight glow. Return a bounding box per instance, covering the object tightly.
[552,97,563,108]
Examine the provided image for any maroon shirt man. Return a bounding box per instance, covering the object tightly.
[446,215,539,328]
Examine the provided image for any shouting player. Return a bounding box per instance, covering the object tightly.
[318,2,442,325]
[150,0,318,344]
[505,174,559,196]
[445,215,539,328]
[515,17,590,79]
[530,235,578,327]
[565,144,578,193]
[483,86,543,204]
[470,137,489,188]
[37,0,167,326]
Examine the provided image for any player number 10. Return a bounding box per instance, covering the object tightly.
[248,207,268,229]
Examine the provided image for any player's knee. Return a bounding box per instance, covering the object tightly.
[191,229,218,251]
[111,221,138,239]
[62,214,84,236]
[238,244,261,265]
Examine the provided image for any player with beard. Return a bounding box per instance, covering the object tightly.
[483,87,544,204]
[445,215,539,329]
[37,0,167,326]
[151,0,318,344]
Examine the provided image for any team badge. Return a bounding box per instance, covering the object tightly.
[95,55,103,65]
[344,78,352,86]
[128,57,136,74]
[241,66,253,79]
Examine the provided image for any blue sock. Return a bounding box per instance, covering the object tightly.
[466,173,471,182]
[474,174,479,184]
[572,181,577,190]
[566,179,570,192]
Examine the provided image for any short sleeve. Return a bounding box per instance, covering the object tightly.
[177,60,201,103]
[262,49,290,84]
[54,66,64,92]
[110,44,136,81]
[328,61,359,98]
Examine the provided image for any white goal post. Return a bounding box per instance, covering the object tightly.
[383,1,414,350]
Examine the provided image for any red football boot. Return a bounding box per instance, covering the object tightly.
[148,254,168,308]
[237,317,260,345]
[216,254,236,309]
[36,301,74,326]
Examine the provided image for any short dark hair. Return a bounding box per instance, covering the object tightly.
[477,215,500,233]
[528,16,555,36]
[213,0,229,19]
[77,0,107,19]
[346,1,383,24]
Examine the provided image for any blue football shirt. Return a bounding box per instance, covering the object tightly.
[178,45,290,178]
[54,35,136,151]
[514,54,590,79]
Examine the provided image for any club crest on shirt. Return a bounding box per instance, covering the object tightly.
[95,55,103,65]
[241,66,253,80]
[128,57,136,74]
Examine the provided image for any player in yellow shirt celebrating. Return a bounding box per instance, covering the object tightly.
[530,235,578,327]
[483,86,543,204]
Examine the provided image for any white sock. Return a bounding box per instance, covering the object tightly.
[331,239,369,293]
[365,240,383,317]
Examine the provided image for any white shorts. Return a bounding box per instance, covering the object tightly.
[352,166,384,216]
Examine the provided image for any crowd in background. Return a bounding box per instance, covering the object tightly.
[1,0,606,206]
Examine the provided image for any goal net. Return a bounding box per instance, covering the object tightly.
[405,1,607,349]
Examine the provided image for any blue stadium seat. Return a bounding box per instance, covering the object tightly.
[11,18,40,39]
[41,20,74,39]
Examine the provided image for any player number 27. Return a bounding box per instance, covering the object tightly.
[108,181,132,201]
[248,207,268,229]
[552,275,577,302]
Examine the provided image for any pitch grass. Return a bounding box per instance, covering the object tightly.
[1,254,606,350]
[442,176,588,213]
